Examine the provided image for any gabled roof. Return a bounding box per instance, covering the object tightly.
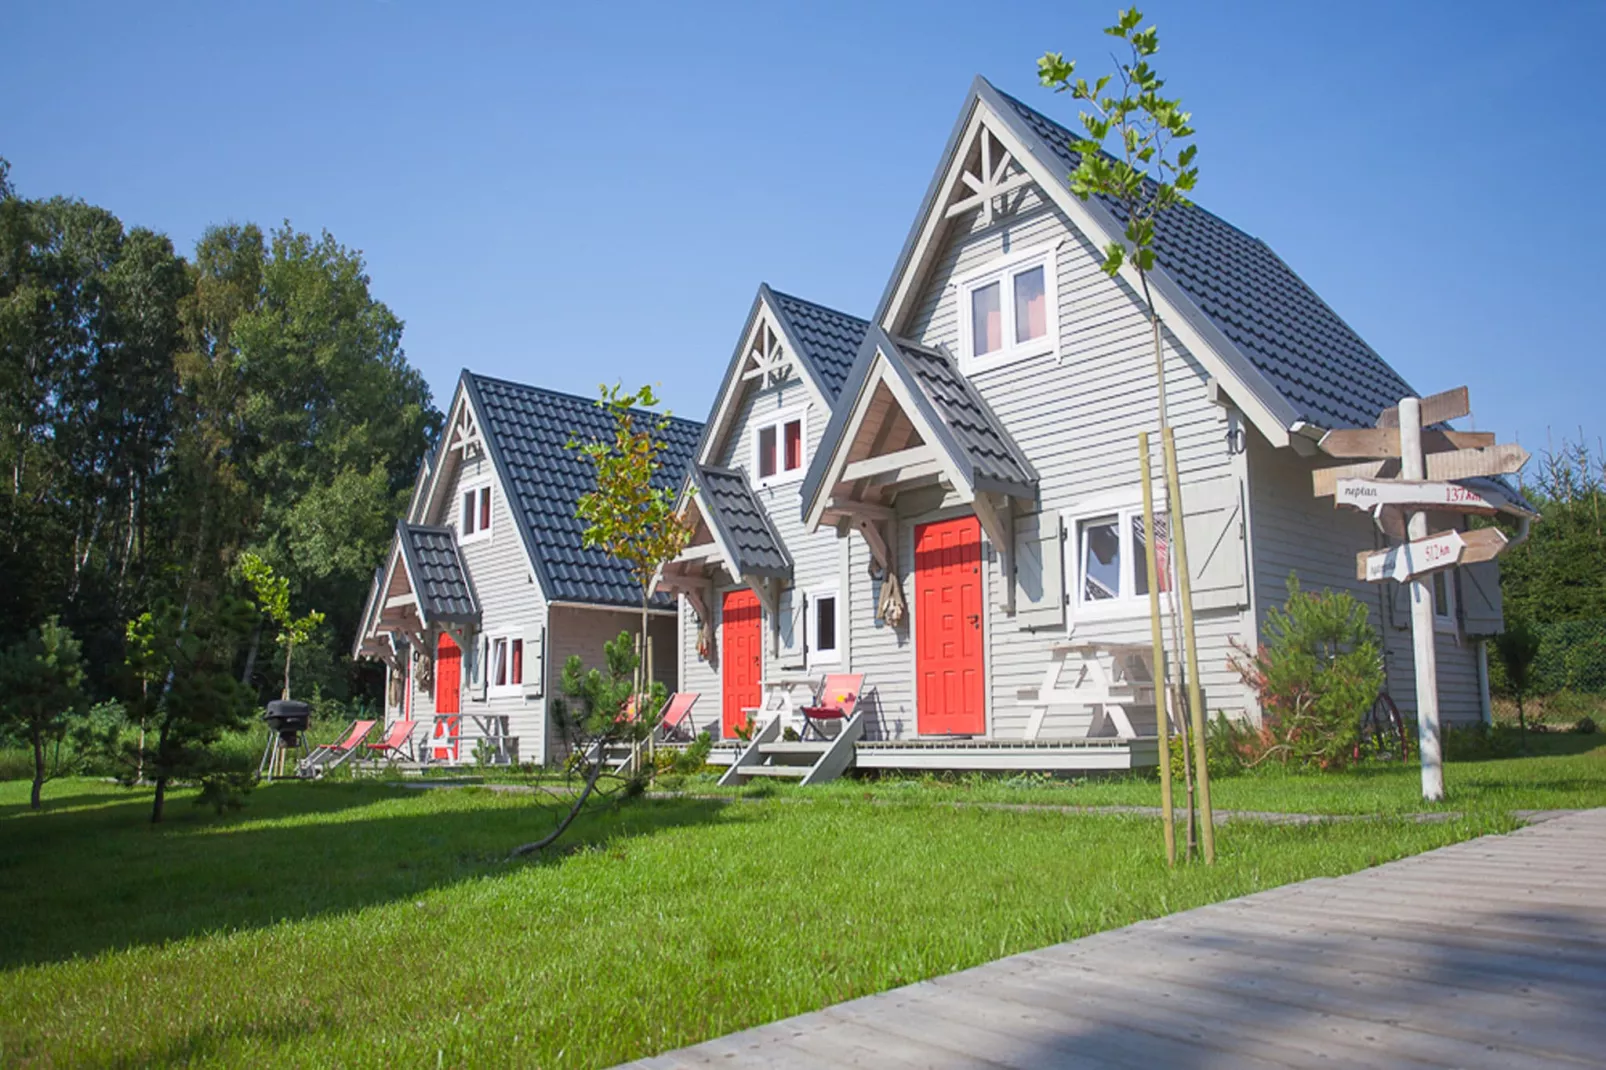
[690,464,792,580]
[876,76,1423,437]
[396,522,480,624]
[766,288,870,402]
[462,372,703,607]
[990,84,1415,430]
[695,286,870,466]
[801,325,1037,524]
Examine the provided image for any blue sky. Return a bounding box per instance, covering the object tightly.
[5,2,1602,455]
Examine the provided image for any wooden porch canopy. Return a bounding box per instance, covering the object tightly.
[353,520,482,672]
[799,326,1038,618]
[656,464,792,628]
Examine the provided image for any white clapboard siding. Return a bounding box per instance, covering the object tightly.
[412,451,550,764]
[1246,435,1484,725]
[848,187,1254,739]
[542,605,678,763]
[678,373,848,737]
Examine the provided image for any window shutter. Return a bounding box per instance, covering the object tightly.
[1181,476,1248,612]
[777,587,806,669]
[1014,511,1065,629]
[469,634,488,702]
[523,623,546,698]
[1457,561,1503,636]
[1389,579,1412,630]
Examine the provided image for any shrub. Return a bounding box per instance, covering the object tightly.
[1576,716,1598,735]
[1229,576,1384,770]
[673,732,714,774]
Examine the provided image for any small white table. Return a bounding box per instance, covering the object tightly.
[1024,642,1165,740]
[743,675,818,736]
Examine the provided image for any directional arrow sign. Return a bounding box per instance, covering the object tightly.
[1318,427,1495,459]
[1376,386,1471,429]
[1332,477,1538,517]
[1312,444,1530,496]
[1356,527,1509,582]
[1358,530,1465,583]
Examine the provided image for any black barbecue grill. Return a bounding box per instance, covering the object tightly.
[260,700,312,779]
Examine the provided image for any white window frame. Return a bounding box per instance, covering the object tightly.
[459,480,493,545]
[1062,491,1171,624]
[750,406,808,489]
[487,631,526,698]
[957,244,1058,374]
[807,586,841,665]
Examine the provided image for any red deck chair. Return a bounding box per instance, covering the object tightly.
[798,674,864,741]
[656,693,701,742]
[366,719,417,764]
[298,719,377,778]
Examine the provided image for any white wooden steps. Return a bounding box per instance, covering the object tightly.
[717,711,865,787]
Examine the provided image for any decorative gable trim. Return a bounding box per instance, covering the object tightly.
[873,77,1299,449]
[695,286,832,468]
[405,374,552,604]
[944,122,1036,227]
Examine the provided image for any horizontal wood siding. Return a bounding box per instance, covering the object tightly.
[543,606,679,760]
[441,451,549,763]
[678,593,723,738]
[1246,434,1484,724]
[678,369,848,738]
[855,186,1253,739]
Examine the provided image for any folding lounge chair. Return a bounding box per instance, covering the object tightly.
[298,719,376,778]
[366,719,417,765]
[798,674,864,741]
[655,693,701,742]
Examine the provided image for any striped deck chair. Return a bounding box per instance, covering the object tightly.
[656,693,701,742]
[367,719,417,764]
[298,719,376,778]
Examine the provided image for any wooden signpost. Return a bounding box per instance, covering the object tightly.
[1311,444,1531,497]
[1355,527,1509,583]
[1311,386,1528,802]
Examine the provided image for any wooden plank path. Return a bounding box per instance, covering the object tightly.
[622,809,1606,1069]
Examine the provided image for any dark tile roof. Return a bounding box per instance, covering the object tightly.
[801,326,1037,515]
[398,522,480,623]
[693,465,792,579]
[766,288,870,402]
[890,337,1037,494]
[990,84,1417,430]
[464,373,703,607]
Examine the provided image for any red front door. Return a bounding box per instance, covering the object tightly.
[915,516,985,735]
[721,589,763,737]
[433,633,461,761]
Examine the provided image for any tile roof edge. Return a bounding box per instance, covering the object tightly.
[696,463,794,578]
[460,372,558,604]
[891,335,1040,487]
[973,76,1306,438]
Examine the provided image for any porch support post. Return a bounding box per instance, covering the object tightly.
[973,492,1014,614]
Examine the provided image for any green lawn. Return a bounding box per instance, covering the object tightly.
[668,733,1606,816]
[0,776,1526,1069]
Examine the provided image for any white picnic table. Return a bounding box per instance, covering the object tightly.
[1024,641,1168,740]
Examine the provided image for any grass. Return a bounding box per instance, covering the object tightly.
[0,777,1522,1069]
[661,732,1606,817]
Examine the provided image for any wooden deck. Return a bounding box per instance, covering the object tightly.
[622,808,1606,1069]
[701,736,1158,774]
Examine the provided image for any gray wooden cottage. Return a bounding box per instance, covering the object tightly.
[656,76,1510,776]
[355,371,702,765]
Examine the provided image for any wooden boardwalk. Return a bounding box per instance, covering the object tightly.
[624,809,1606,1069]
